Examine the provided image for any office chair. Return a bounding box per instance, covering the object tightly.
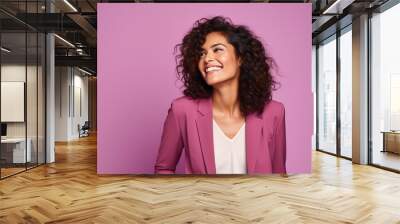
[79,121,90,138]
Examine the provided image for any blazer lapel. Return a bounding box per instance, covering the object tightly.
[195,98,264,174]
[195,98,216,174]
[245,113,263,174]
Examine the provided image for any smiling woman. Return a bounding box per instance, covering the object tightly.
[155,16,286,175]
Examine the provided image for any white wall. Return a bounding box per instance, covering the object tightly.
[55,66,69,141]
[55,67,89,141]
[1,82,25,122]
[1,65,40,137]
[1,65,26,131]
[72,73,89,138]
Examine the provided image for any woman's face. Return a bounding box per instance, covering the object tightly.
[198,32,241,87]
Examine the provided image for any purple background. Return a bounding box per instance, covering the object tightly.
[98,3,312,174]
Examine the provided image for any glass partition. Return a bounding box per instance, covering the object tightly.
[317,35,337,154]
[27,31,38,169]
[38,32,45,165]
[0,1,46,179]
[1,30,28,177]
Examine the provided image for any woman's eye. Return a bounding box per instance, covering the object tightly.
[214,48,223,53]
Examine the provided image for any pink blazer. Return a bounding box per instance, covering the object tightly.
[155,96,286,174]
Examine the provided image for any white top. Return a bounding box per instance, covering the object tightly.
[213,120,247,174]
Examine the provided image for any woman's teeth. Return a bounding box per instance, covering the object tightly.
[206,66,222,73]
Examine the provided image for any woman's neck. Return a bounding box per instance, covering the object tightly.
[212,80,241,118]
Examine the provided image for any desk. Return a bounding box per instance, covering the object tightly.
[1,138,32,163]
[381,131,400,154]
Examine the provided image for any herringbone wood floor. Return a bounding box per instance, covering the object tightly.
[1,134,400,224]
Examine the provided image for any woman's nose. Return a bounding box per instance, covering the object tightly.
[205,52,215,62]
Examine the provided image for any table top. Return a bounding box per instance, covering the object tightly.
[1,138,31,143]
[381,131,400,134]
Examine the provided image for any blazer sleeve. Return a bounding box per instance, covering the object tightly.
[272,104,287,173]
[154,103,184,174]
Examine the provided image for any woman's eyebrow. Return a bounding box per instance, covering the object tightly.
[201,43,227,51]
[210,43,226,48]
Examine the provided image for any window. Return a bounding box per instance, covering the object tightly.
[317,35,337,154]
[339,27,352,158]
[371,2,400,171]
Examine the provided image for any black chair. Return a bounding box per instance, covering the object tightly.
[79,121,90,138]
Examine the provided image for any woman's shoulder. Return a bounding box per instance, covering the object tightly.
[262,99,285,117]
[169,96,199,115]
[171,96,197,107]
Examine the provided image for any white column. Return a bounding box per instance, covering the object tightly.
[46,0,55,163]
[46,32,55,163]
[352,14,369,164]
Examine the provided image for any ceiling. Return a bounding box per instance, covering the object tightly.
[0,0,392,75]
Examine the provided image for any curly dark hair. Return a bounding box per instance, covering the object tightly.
[175,16,277,116]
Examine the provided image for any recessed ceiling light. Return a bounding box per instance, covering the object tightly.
[63,0,78,12]
[1,47,11,53]
[322,0,354,15]
[54,34,75,48]
[78,67,93,76]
